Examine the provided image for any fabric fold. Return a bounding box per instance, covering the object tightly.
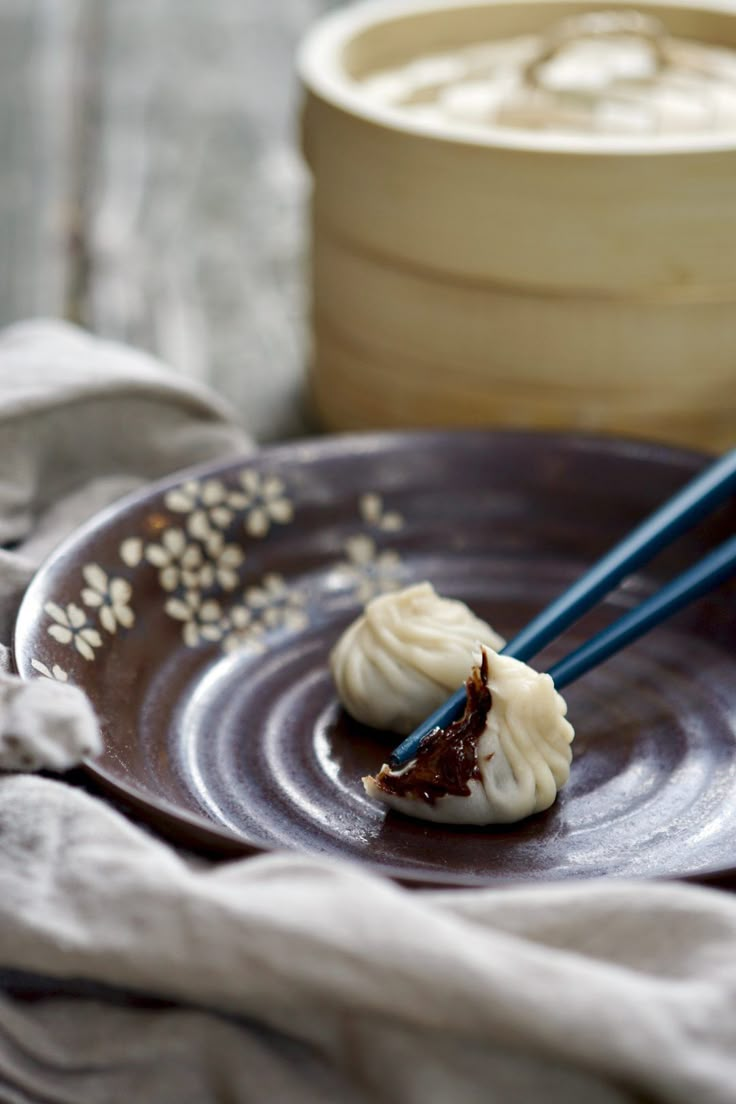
[1,775,736,1104]
[0,319,251,772]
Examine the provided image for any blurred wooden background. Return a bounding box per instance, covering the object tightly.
[0,0,339,440]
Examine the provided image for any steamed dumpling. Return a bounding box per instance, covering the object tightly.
[330,582,505,734]
[364,645,574,825]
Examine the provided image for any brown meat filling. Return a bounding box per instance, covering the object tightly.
[372,652,492,804]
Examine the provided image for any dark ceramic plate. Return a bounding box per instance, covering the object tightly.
[13,431,736,888]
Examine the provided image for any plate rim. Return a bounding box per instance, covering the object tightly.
[14,427,736,890]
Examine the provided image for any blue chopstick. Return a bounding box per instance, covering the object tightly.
[389,448,736,767]
[547,534,736,689]
[503,447,736,664]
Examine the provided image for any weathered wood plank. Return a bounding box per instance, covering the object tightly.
[0,0,81,326]
[81,0,336,440]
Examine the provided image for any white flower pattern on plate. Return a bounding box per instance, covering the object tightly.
[81,564,134,634]
[145,529,243,593]
[245,573,308,632]
[34,474,404,666]
[203,532,245,590]
[145,528,191,591]
[237,470,294,538]
[359,493,403,532]
[163,573,307,653]
[341,535,403,604]
[220,605,267,655]
[165,591,224,648]
[44,602,103,662]
[30,659,69,682]
[120,537,143,568]
[165,479,241,541]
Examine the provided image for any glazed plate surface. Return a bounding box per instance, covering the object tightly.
[13,431,736,888]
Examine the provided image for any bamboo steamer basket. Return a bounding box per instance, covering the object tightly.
[298,0,736,450]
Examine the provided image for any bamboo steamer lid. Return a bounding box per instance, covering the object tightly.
[298,0,736,449]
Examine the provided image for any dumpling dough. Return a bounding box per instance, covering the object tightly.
[330,582,504,734]
[364,645,574,825]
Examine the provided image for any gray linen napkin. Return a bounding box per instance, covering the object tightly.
[1,320,736,1104]
[0,318,251,773]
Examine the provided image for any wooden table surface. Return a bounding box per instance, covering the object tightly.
[1,0,339,441]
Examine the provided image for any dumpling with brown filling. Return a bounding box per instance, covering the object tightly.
[364,645,574,825]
